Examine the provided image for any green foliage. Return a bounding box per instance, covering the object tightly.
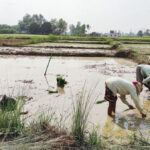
[96,100,106,104]
[50,18,67,35]
[56,77,67,88]
[28,112,55,134]
[137,30,143,37]
[18,14,46,33]
[126,132,150,149]
[114,49,137,58]
[48,90,58,94]
[106,38,113,44]
[69,22,90,36]
[114,49,150,64]
[88,126,106,149]
[0,25,19,34]
[71,86,94,145]
[0,98,25,138]
[111,41,122,49]
[41,22,52,35]
[29,22,41,34]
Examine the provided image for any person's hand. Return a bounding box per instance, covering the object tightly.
[141,113,146,118]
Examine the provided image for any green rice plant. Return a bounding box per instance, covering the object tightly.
[71,86,96,145]
[0,97,25,139]
[88,125,106,150]
[56,77,67,88]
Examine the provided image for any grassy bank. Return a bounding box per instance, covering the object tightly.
[1,34,150,46]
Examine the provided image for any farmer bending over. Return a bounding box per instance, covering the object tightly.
[136,64,150,90]
[104,77,146,118]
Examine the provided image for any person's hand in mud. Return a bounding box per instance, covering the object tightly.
[141,113,146,118]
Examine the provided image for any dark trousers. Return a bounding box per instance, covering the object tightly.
[104,85,117,116]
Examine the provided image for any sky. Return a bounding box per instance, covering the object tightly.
[0,0,150,33]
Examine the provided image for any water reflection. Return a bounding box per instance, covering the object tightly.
[57,86,65,94]
[102,99,150,138]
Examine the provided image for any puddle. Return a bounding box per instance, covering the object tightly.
[0,55,149,139]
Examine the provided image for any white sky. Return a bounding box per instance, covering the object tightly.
[0,0,150,33]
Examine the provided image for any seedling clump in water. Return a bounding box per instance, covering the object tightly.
[56,77,67,88]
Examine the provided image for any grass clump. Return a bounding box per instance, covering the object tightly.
[0,97,25,139]
[114,49,150,64]
[127,132,150,148]
[114,49,137,58]
[56,77,67,88]
[71,86,95,145]
[88,125,106,150]
[28,111,56,134]
[111,41,122,50]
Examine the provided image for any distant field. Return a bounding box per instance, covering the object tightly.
[0,34,150,58]
[0,34,150,43]
[124,44,150,55]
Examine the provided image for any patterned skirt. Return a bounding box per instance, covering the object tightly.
[104,85,117,103]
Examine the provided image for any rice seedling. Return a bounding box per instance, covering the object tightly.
[56,77,67,88]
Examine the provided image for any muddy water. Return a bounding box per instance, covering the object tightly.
[0,55,150,139]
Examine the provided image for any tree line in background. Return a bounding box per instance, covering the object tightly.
[137,29,150,37]
[0,14,150,37]
[0,14,90,36]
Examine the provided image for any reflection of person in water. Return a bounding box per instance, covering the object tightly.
[136,64,150,90]
[104,77,146,118]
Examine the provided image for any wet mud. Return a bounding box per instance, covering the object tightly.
[0,56,150,140]
[0,39,27,46]
[0,47,113,56]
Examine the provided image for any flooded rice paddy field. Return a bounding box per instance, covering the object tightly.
[1,55,150,139]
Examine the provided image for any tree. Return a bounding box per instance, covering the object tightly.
[57,19,67,35]
[50,18,67,35]
[69,24,75,35]
[41,22,52,35]
[0,24,19,34]
[50,19,58,34]
[137,30,143,37]
[69,22,90,36]
[18,14,46,33]
[32,14,46,26]
[18,14,33,32]
[29,23,41,34]
[144,29,150,36]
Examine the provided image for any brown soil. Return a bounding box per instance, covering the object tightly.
[0,39,27,46]
[0,47,114,57]
[0,126,76,150]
